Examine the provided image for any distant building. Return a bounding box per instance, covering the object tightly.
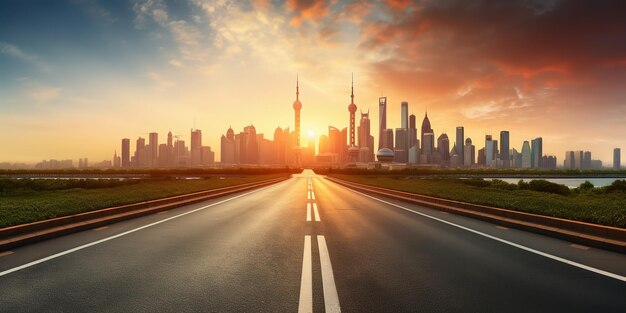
[591,159,603,169]
[394,128,408,163]
[378,97,387,150]
[221,126,236,165]
[477,148,485,166]
[541,155,557,169]
[531,137,542,169]
[149,132,158,167]
[574,150,584,169]
[381,128,394,150]
[121,138,130,168]
[521,141,531,168]
[464,138,475,167]
[408,144,420,164]
[583,151,592,169]
[500,131,510,168]
[409,114,418,149]
[190,129,202,167]
[564,151,575,169]
[420,111,433,151]
[485,135,494,167]
[135,137,146,167]
[438,133,450,165]
[450,144,461,168]
[456,127,464,163]
[357,111,374,162]
[615,148,621,170]
[421,132,434,164]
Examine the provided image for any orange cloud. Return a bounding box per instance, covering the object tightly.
[287,0,329,27]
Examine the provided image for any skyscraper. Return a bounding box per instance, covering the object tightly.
[485,135,494,166]
[394,128,408,163]
[149,132,158,167]
[521,141,531,168]
[438,133,450,165]
[583,151,592,169]
[408,114,417,148]
[190,129,202,166]
[421,132,434,164]
[167,131,173,167]
[464,138,475,166]
[273,127,285,165]
[401,101,408,129]
[378,97,387,150]
[221,126,236,164]
[121,138,130,168]
[420,111,433,151]
[135,137,146,167]
[615,148,621,170]
[244,125,259,164]
[456,126,464,163]
[564,151,575,169]
[500,131,510,168]
[531,137,543,168]
[382,129,394,150]
[358,111,373,162]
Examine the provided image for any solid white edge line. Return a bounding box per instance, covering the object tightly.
[317,235,341,313]
[306,203,312,222]
[0,181,285,278]
[344,187,626,284]
[313,203,320,222]
[298,236,313,313]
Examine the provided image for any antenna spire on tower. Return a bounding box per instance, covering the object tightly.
[296,73,299,100]
[351,72,354,103]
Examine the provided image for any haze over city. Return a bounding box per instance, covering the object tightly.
[1,0,626,165]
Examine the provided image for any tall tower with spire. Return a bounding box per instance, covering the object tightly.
[348,74,357,146]
[348,74,359,162]
[293,74,302,147]
[292,74,302,166]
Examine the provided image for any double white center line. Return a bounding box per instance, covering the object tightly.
[307,180,320,222]
[299,235,341,313]
[306,203,320,222]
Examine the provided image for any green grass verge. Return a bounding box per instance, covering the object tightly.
[0,174,287,228]
[329,174,626,229]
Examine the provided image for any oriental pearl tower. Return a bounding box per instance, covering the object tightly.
[348,74,359,162]
[293,74,302,167]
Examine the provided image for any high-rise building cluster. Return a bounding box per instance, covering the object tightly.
[563,150,605,170]
[78,77,623,170]
[117,129,215,168]
[358,95,558,169]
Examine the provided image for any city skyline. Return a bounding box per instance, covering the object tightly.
[3,77,625,169]
[1,0,626,164]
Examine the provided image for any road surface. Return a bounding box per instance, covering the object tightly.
[1,170,625,312]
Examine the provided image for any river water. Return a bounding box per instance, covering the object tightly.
[485,177,626,188]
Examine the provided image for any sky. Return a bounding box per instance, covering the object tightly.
[1,0,625,165]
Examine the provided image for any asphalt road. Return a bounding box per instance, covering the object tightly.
[1,169,625,312]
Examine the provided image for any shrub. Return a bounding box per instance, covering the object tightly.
[518,180,530,190]
[606,179,626,193]
[490,179,518,191]
[528,180,570,196]
[577,180,595,192]
[462,178,491,187]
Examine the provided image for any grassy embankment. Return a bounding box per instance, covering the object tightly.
[0,174,287,228]
[328,173,626,229]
